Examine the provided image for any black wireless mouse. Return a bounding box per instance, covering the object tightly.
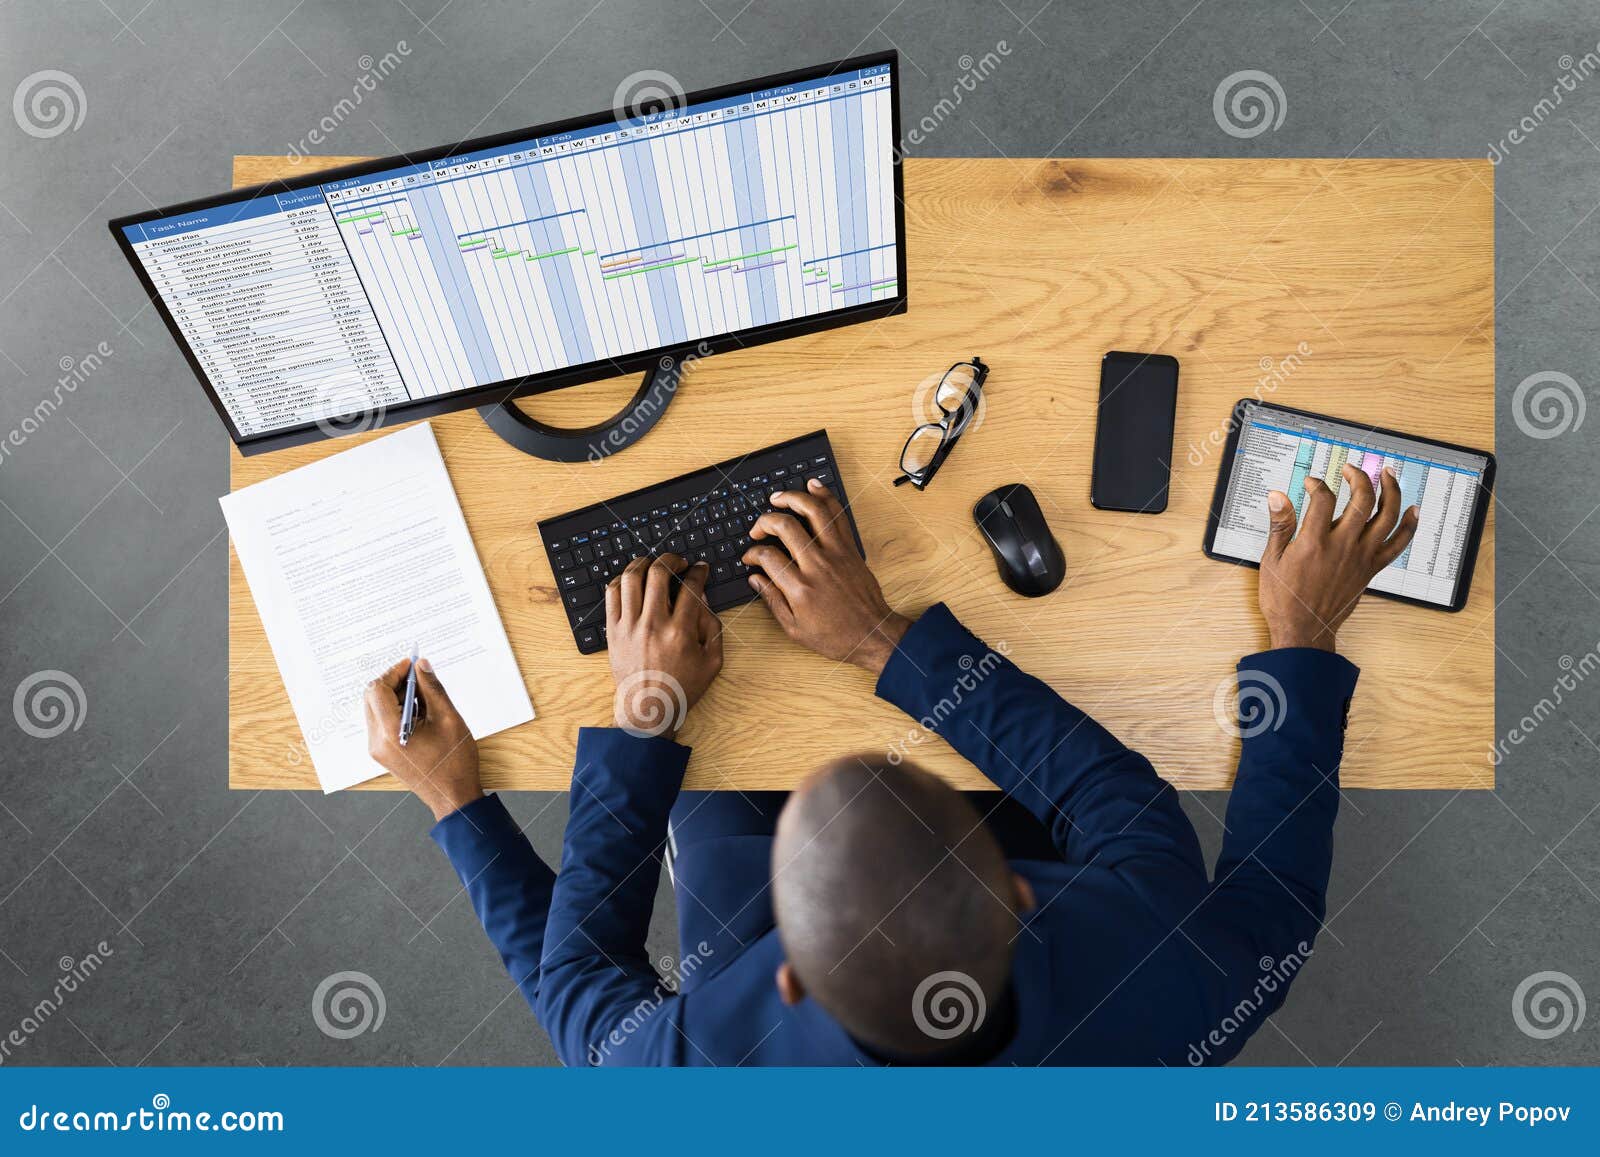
[973,484,1066,597]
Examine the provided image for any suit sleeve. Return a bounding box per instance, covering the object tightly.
[429,793,556,1012]
[535,727,687,1066]
[876,602,1205,882]
[1190,648,1357,1046]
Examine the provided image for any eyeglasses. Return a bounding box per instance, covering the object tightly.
[894,357,989,489]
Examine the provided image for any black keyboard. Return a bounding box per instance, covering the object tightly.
[539,429,863,653]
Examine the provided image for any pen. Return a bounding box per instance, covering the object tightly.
[398,644,419,746]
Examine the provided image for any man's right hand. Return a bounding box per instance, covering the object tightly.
[364,657,483,822]
[1259,462,1420,652]
[743,480,913,675]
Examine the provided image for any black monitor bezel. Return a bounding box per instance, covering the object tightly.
[107,51,907,456]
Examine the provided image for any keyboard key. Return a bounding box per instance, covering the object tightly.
[707,578,752,606]
[565,586,600,609]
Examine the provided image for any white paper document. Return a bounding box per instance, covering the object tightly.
[221,423,533,792]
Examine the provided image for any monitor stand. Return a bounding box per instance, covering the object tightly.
[476,353,686,462]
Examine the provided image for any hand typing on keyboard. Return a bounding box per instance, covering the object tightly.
[745,480,913,675]
[539,431,860,654]
[603,553,724,739]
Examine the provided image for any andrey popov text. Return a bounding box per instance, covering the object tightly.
[1214,1102,1573,1127]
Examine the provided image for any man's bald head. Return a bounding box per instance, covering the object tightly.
[771,756,1020,1058]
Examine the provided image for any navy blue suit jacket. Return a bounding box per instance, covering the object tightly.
[431,603,1357,1065]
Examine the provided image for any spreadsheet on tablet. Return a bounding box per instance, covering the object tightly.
[117,63,899,440]
[1211,404,1489,606]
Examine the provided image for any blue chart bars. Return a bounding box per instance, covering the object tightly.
[120,63,900,440]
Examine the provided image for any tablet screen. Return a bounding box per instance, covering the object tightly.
[1210,402,1490,607]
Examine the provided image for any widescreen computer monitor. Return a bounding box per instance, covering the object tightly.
[109,53,906,456]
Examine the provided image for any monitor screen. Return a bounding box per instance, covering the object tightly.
[112,55,903,450]
[1209,402,1490,607]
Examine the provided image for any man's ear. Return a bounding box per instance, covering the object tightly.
[775,962,805,1006]
[1012,872,1036,914]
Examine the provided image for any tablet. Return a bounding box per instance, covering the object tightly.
[1203,399,1495,612]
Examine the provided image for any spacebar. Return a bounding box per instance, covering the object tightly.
[705,577,759,612]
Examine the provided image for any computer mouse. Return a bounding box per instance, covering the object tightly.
[973,484,1065,597]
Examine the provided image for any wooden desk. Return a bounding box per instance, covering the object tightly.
[229,155,1494,792]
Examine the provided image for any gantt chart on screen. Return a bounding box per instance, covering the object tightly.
[1211,405,1488,606]
[120,64,898,438]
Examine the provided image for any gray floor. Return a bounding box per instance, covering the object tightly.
[1,0,1597,1067]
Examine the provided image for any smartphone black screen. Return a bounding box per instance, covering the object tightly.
[1091,351,1179,514]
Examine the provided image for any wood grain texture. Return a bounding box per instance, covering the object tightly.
[228,155,1495,792]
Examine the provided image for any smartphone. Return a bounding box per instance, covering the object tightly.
[1090,351,1179,514]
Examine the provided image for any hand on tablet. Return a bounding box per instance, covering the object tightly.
[1259,463,1419,652]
